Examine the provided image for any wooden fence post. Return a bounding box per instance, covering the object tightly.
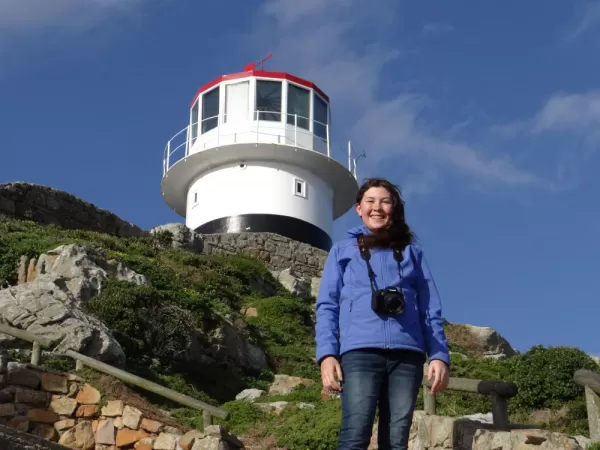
[203,410,212,430]
[574,369,600,442]
[30,341,41,366]
[490,393,510,431]
[423,385,436,415]
[585,386,600,442]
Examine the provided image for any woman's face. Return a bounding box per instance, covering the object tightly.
[356,186,394,231]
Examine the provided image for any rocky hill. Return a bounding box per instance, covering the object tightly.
[0,182,599,449]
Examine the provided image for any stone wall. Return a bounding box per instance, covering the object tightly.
[202,232,328,278]
[400,411,591,450]
[0,358,242,449]
[0,422,69,450]
[0,183,145,238]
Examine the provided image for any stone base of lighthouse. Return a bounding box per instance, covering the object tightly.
[200,231,328,280]
[195,213,332,251]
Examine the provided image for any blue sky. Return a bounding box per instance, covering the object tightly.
[1,0,600,358]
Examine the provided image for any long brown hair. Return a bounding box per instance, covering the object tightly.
[356,178,416,250]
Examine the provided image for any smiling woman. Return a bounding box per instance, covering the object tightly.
[315,177,451,450]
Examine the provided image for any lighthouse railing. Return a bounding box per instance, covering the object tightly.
[163,111,356,179]
[162,124,191,176]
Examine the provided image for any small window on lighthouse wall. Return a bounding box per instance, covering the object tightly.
[256,80,282,122]
[287,84,310,130]
[294,178,306,198]
[202,87,219,133]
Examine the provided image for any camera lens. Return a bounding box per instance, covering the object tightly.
[384,291,404,314]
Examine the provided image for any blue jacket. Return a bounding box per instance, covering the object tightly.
[315,224,450,366]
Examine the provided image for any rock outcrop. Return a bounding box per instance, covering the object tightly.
[2,243,270,375]
[445,323,516,359]
[2,244,146,365]
[0,183,144,237]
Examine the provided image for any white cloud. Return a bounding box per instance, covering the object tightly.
[245,0,546,189]
[492,90,600,151]
[352,96,544,186]
[532,91,600,134]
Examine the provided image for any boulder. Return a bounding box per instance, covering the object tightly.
[207,322,269,373]
[271,268,311,299]
[235,389,265,402]
[268,374,315,396]
[0,244,148,365]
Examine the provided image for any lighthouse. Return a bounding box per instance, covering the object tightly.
[160,61,359,251]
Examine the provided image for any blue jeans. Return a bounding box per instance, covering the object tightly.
[337,349,425,450]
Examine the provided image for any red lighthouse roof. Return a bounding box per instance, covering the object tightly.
[190,70,329,107]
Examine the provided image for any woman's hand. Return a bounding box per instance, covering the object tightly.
[320,356,343,392]
[427,359,449,394]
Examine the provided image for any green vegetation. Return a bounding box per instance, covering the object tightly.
[244,296,319,381]
[1,218,598,449]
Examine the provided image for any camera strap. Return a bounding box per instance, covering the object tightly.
[356,236,403,294]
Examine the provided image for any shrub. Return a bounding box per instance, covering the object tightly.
[507,345,599,410]
[273,400,341,450]
[87,280,197,370]
[216,400,270,436]
[245,296,319,380]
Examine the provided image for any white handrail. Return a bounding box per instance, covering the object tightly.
[162,111,358,179]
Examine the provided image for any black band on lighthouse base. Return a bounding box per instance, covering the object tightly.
[195,214,332,251]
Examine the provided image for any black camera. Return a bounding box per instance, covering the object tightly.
[371,287,405,315]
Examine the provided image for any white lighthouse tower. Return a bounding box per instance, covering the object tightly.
[160,60,359,251]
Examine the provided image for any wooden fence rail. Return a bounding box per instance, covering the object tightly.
[0,321,228,428]
[422,375,518,431]
[574,368,600,443]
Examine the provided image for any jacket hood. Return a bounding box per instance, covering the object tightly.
[347,224,372,238]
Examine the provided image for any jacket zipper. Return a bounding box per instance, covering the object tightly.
[380,250,390,350]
